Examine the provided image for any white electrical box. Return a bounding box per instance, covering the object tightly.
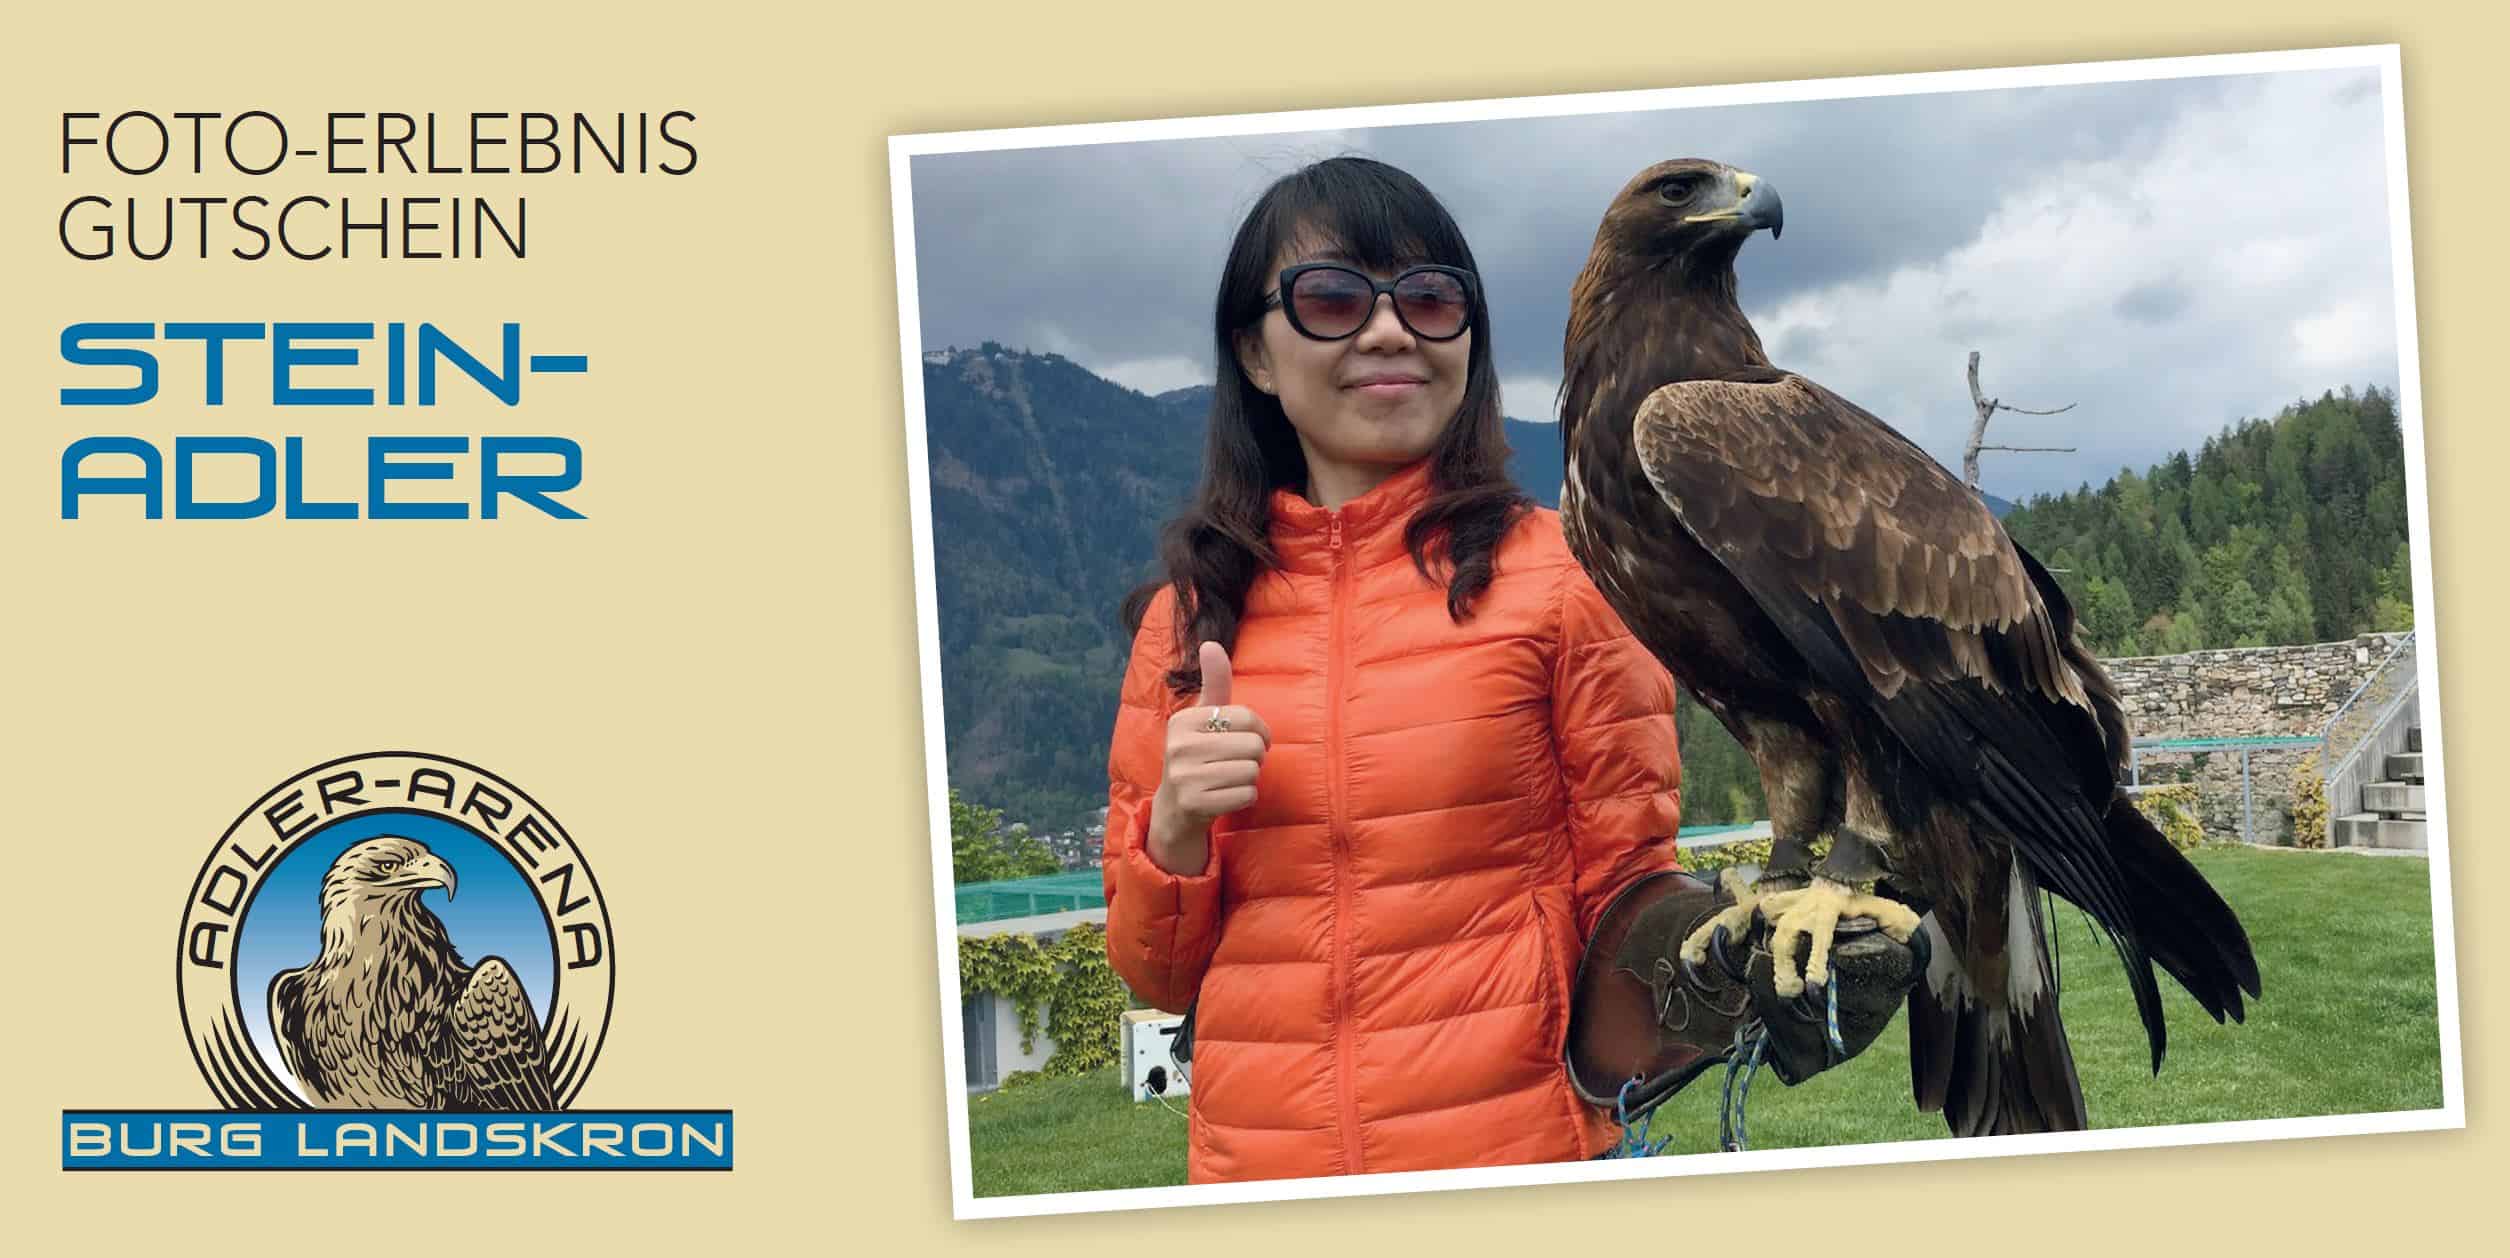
[1121,1009,1190,1103]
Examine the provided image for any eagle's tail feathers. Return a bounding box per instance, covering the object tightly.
[2009,890,2089,1132]
[2111,922,2173,1078]
[1907,895,2087,1137]
[1909,977,2086,1137]
[1969,738,2178,1072]
[2106,795,2262,1035]
[1996,975,2089,1134]
[1906,916,1958,1118]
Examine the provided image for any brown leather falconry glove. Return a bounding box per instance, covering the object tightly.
[1566,867,1928,1122]
[1747,896,1929,1086]
[1566,870,1753,1118]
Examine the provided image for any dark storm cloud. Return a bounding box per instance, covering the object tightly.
[904,65,2399,500]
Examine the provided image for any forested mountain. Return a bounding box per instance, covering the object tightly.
[921,345,1200,838]
[922,345,2410,848]
[1998,385,2414,656]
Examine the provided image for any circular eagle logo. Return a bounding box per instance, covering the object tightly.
[176,752,614,1111]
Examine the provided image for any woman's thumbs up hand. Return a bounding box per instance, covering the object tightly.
[1147,641,1271,875]
[1194,638,1232,708]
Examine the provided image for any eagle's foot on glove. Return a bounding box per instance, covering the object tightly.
[1676,868,1769,977]
[1753,876,1923,998]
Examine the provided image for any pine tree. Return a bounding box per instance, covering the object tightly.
[2189,467,2230,545]
[2263,587,2313,646]
[2372,540,2416,631]
[2157,607,2210,653]
[2080,575,2138,654]
[2218,577,2268,647]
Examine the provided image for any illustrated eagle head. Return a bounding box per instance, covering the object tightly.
[319,835,457,914]
[1592,158,1784,273]
[272,834,559,1111]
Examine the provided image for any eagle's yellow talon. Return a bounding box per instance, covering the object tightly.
[1758,877,1923,997]
[1677,867,1766,966]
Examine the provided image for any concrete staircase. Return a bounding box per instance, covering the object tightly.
[2334,724,2426,850]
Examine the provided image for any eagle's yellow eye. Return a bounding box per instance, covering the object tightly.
[375,858,400,874]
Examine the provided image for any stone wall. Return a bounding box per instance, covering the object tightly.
[2100,633,2406,843]
[2104,633,2406,739]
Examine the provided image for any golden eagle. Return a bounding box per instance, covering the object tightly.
[268,836,557,1110]
[1558,159,2260,1135]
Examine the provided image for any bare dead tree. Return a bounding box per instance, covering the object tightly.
[1962,350,2078,491]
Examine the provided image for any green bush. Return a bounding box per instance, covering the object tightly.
[2134,783,2206,852]
[2289,750,2330,849]
[1683,833,1831,876]
[951,788,1060,885]
[958,922,1126,1077]
[1685,837,1772,874]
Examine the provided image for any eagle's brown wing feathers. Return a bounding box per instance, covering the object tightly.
[449,958,557,1111]
[1633,372,2092,706]
[1634,376,2026,622]
[1631,369,2131,886]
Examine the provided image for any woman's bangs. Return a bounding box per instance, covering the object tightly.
[1270,177,1460,274]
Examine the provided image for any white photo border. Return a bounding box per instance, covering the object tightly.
[887,41,2460,1221]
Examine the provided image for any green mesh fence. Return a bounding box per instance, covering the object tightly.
[955,869,1111,925]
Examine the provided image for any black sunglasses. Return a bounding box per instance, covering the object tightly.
[1261,263,1477,342]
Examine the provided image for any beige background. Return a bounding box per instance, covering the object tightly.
[0,1,2494,1253]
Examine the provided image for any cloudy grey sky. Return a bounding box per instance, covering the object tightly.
[906,67,2402,502]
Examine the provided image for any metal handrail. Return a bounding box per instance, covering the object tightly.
[2326,678,2421,786]
[2319,637,2422,845]
[2317,631,2416,742]
[2132,735,2324,751]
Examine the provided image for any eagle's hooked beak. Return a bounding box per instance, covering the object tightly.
[380,854,458,901]
[1683,169,1785,240]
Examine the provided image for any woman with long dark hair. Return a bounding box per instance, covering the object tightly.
[1100,156,1686,1181]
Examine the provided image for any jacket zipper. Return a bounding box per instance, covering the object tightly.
[1326,511,1364,1174]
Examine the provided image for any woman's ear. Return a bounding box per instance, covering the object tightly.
[1233,329,1276,396]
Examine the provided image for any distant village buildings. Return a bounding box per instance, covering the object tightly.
[995,805,1109,872]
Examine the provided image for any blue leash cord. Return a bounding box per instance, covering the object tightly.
[1719,982,1845,1154]
[1603,1077,1675,1159]
[1717,1027,1768,1152]
[1824,977,1846,1060]
[1608,978,1853,1158]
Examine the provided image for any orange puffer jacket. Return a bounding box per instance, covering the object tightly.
[1101,457,1683,1182]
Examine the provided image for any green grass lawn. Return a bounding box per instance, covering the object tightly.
[967,846,2445,1197]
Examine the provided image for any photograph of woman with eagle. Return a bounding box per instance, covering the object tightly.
[900,45,2456,1210]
